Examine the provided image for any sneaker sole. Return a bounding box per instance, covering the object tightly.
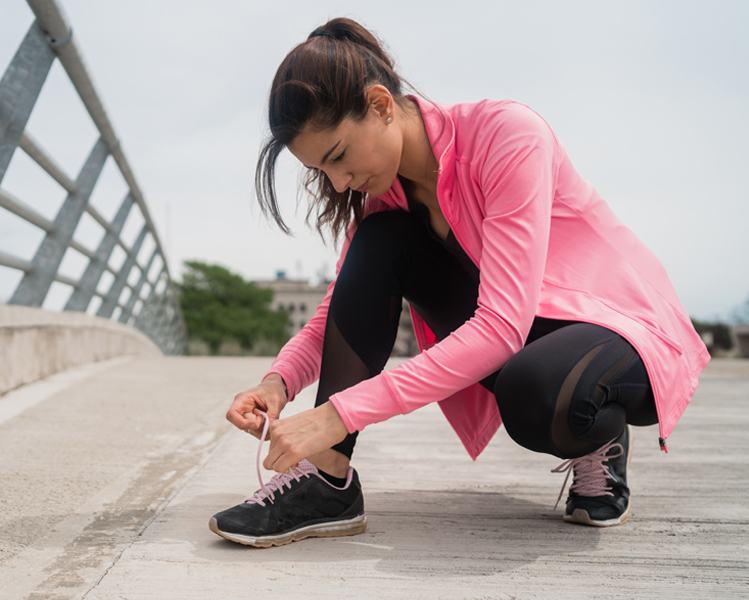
[563,499,631,527]
[209,514,367,548]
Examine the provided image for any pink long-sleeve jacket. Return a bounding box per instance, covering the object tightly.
[266,97,710,459]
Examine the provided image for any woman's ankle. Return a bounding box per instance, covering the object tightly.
[308,449,350,478]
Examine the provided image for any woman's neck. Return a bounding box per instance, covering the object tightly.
[397,100,439,194]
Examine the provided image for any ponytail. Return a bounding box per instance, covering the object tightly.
[256,18,409,241]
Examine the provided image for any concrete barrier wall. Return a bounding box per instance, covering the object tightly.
[0,305,161,395]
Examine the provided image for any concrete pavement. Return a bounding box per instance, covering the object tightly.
[0,356,747,599]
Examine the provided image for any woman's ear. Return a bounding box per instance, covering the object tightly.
[366,85,394,123]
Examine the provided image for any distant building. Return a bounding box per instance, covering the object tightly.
[255,271,329,337]
[732,324,749,358]
[254,271,416,356]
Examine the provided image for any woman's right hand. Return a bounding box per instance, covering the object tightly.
[226,373,288,439]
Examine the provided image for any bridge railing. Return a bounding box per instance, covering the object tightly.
[0,0,186,355]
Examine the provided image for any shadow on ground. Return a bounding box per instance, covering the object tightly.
[183,489,601,578]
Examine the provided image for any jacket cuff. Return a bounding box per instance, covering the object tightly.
[329,373,403,433]
[262,364,297,402]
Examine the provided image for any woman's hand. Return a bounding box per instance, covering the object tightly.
[263,402,349,473]
[226,374,288,439]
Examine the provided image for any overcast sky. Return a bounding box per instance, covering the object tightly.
[1,0,747,321]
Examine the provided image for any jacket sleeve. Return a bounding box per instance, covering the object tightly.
[330,105,559,432]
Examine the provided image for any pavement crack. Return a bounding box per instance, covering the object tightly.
[29,426,231,600]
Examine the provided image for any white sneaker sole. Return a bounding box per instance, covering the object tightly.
[209,513,367,548]
[563,499,631,527]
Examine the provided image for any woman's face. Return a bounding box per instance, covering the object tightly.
[287,104,402,197]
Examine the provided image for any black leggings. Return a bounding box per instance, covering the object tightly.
[314,211,658,460]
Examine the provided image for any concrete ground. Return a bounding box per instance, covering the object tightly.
[0,356,747,600]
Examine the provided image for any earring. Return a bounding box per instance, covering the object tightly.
[386,117,392,123]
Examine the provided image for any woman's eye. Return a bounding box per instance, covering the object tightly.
[332,151,345,163]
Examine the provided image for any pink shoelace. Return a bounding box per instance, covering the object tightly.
[244,411,313,507]
[550,440,623,510]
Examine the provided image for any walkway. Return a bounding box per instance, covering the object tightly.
[0,356,747,599]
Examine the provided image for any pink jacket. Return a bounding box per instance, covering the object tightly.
[266,97,710,459]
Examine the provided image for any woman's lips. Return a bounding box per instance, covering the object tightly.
[356,178,370,193]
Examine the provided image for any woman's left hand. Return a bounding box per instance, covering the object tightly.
[263,402,349,473]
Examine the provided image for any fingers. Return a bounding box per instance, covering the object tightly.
[242,412,264,440]
[263,419,301,473]
[226,402,257,430]
[262,404,349,473]
[226,388,268,429]
[226,380,288,433]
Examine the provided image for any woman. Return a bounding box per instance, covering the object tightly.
[209,17,709,548]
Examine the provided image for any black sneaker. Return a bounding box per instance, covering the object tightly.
[551,426,632,527]
[209,459,367,547]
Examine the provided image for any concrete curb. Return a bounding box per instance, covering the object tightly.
[0,304,161,395]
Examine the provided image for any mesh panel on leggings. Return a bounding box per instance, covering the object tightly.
[313,314,374,459]
[495,323,658,460]
[551,337,650,458]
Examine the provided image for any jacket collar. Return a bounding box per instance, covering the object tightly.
[411,96,457,203]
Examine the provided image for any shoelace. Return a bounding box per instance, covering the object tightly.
[550,440,623,510]
[244,411,311,507]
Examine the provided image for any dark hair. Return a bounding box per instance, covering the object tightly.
[255,17,408,240]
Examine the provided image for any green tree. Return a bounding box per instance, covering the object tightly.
[178,261,289,355]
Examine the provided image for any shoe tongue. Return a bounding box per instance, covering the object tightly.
[294,459,318,474]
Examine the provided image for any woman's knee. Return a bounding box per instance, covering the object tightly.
[348,211,422,257]
[336,212,420,295]
[494,355,559,455]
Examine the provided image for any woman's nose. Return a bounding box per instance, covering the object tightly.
[329,171,352,193]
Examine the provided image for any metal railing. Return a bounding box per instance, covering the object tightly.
[0,0,186,355]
